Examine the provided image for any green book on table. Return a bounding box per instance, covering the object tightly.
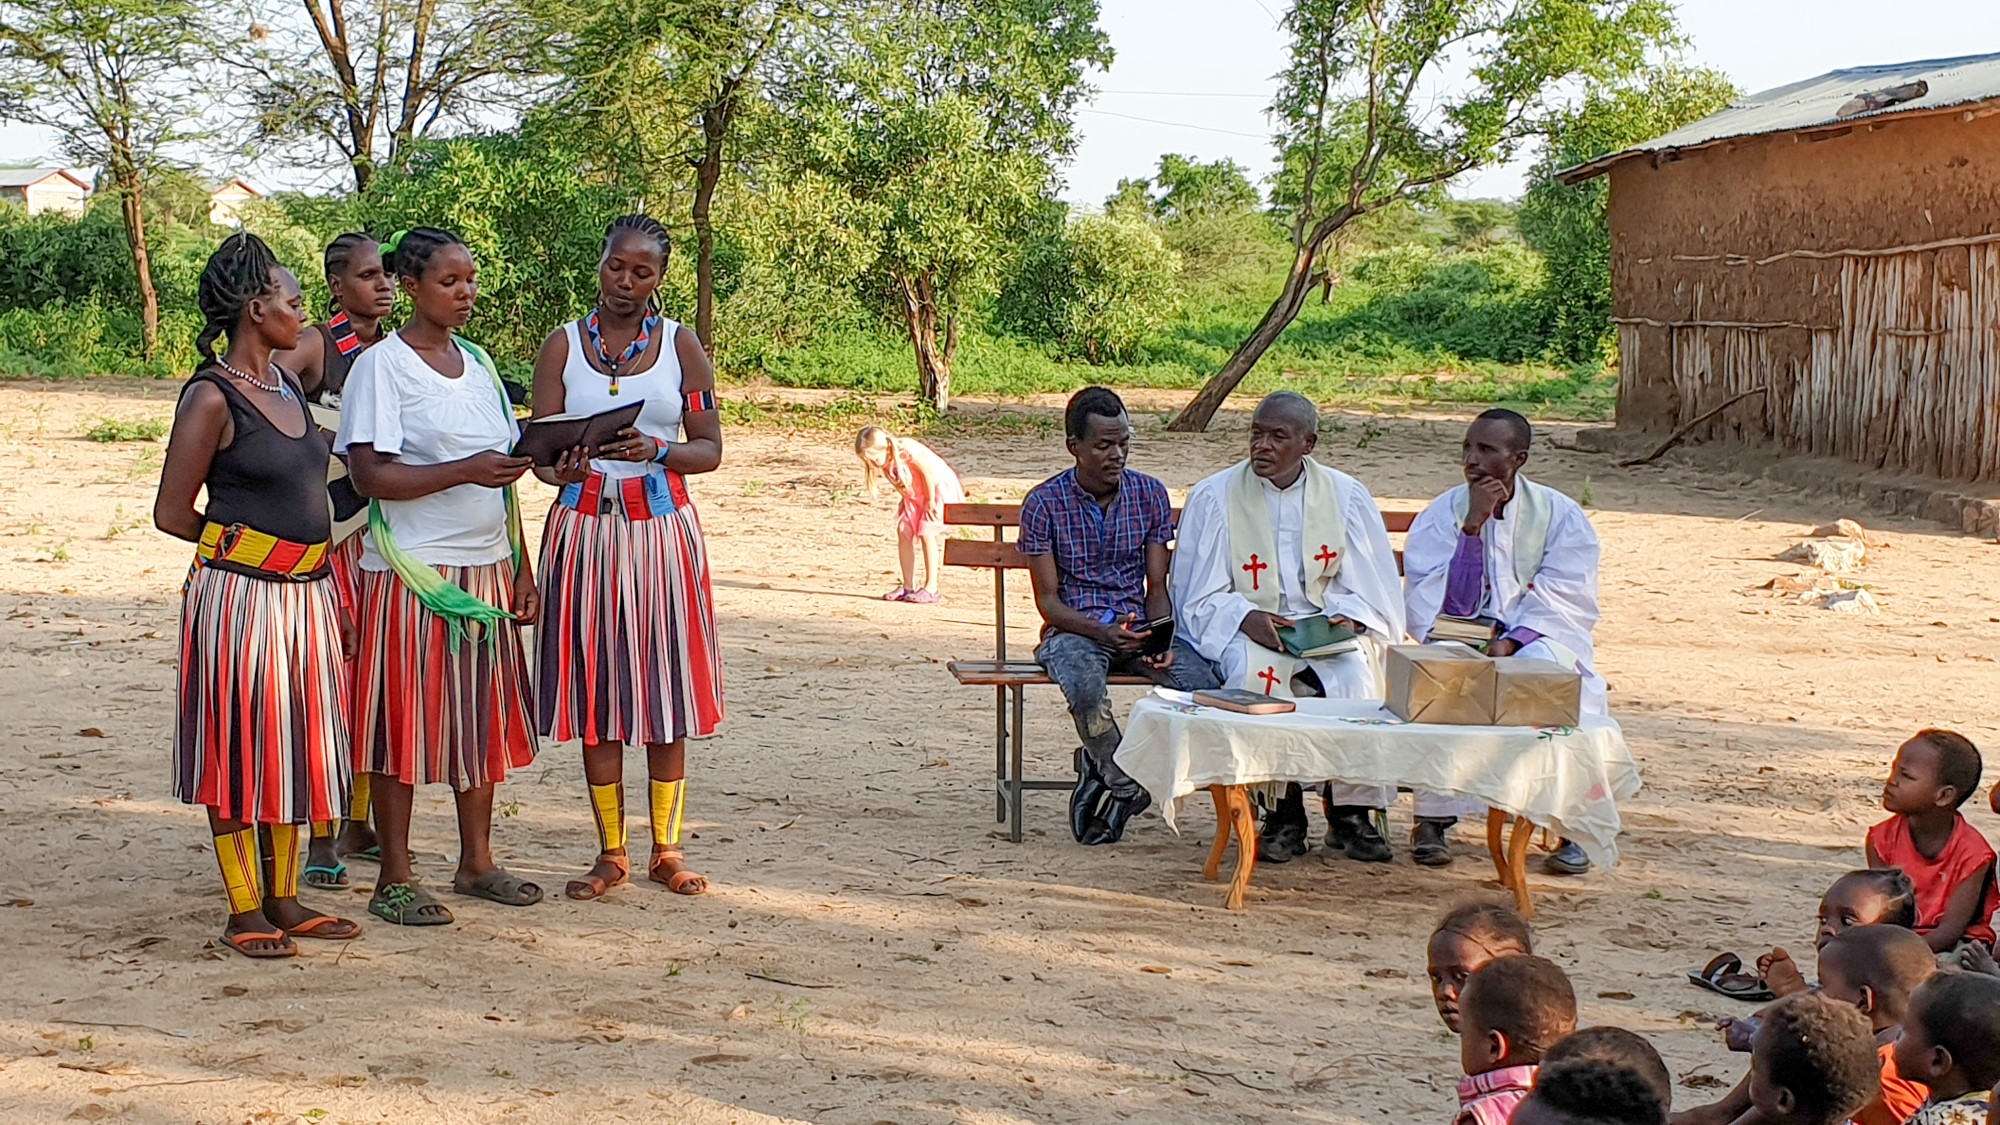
[1276,616,1358,659]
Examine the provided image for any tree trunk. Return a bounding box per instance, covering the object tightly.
[112,157,159,362]
[692,103,725,357]
[1166,244,1327,432]
[899,272,951,410]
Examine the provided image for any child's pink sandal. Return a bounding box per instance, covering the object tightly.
[906,590,940,605]
[882,586,912,601]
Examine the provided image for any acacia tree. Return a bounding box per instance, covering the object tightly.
[236,0,551,192]
[1168,0,1679,431]
[0,0,214,360]
[795,0,1111,408]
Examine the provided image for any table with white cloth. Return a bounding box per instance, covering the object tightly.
[1113,691,1642,914]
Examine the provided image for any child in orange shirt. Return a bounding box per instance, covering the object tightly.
[1866,730,1997,955]
[854,426,965,604]
[1745,993,1882,1125]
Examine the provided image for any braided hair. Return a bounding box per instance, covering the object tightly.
[323,231,376,314]
[381,226,466,282]
[605,213,670,262]
[195,232,281,373]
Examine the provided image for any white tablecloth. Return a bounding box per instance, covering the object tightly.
[1113,692,1643,868]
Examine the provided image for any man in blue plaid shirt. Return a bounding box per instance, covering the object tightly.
[1020,386,1219,846]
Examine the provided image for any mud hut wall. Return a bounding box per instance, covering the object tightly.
[1605,111,2000,481]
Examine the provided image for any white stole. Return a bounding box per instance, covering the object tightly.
[1451,474,1553,594]
[1224,458,1348,696]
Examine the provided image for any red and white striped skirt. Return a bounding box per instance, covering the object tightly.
[173,565,350,823]
[351,561,538,790]
[326,533,364,621]
[537,498,724,745]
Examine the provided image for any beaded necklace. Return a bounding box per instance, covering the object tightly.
[217,357,292,400]
[584,308,658,397]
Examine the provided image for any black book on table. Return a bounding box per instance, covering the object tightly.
[511,401,644,467]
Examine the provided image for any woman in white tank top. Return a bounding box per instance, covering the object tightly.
[528,215,726,902]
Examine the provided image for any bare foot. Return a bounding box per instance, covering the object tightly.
[1758,947,1807,997]
[649,847,708,895]
[335,819,379,859]
[565,852,631,901]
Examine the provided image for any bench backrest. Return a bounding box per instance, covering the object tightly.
[943,501,1420,660]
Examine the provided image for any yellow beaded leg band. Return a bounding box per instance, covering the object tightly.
[650,779,685,848]
[214,828,261,915]
[590,782,626,854]
[348,773,372,823]
[310,820,336,840]
[268,824,302,900]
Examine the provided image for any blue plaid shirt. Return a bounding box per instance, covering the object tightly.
[1019,468,1174,633]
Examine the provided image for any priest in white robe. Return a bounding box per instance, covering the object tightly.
[1172,392,1408,864]
[1403,408,1604,872]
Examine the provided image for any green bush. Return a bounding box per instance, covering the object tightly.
[82,415,169,442]
[996,211,1182,364]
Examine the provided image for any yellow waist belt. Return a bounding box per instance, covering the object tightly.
[196,521,329,579]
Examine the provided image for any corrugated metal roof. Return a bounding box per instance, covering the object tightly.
[1559,52,2000,183]
[0,167,86,190]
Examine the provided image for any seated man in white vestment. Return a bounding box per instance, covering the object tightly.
[1171,392,1408,864]
[1402,408,1605,873]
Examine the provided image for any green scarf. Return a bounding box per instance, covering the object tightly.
[366,336,526,646]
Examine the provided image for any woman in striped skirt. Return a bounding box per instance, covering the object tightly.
[154,232,362,958]
[277,231,397,886]
[532,215,725,900]
[337,227,544,926]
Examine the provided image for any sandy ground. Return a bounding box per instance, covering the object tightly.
[1,379,1997,1125]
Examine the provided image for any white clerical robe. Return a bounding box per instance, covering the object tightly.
[1173,460,1406,807]
[1403,479,1604,820]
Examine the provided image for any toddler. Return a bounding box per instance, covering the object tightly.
[1513,1057,1666,1125]
[1454,954,1577,1125]
[854,426,965,603]
[1747,993,1881,1125]
[1891,972,2000,1125]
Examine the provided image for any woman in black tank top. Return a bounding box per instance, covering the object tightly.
[154,232,362,959]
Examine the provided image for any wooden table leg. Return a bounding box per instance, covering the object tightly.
[1222,785,1257,911]
[1505,817,1537,919]
[1484,809,1510,884]
[1202,786,1231,883]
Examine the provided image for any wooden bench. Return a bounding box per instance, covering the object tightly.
[944,501,1417,842]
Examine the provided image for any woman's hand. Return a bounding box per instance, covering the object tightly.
[551,446,592,485]
[463,451,534,489]
[511,566,540,627]
[601,427,654,463]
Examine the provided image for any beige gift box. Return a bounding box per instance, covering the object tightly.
[1385,644,1495,725]
[1488,657,1582,728]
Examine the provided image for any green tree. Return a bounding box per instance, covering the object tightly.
[1168,0,1678,431]
[789,0,1111,408]
[999,208,1182,363]
[1108,152,1285,294]
[0,0,217,360]
[1520,64,1734,363]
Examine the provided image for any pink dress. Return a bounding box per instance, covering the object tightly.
[886,439,965,539]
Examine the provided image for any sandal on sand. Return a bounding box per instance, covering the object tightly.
[453,868,544,907]
[882,586,912,602]
[649,848,708,895]
[284,913,362,941]
[342,844,382,862]
[221,928,298,960]
[565,853,631,901]
[1688,953,1775,1002]
[370,881,453,926]
[302,862,348,889]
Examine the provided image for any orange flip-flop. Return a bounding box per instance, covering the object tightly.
[222,928,299,960]
[284,914,362,941]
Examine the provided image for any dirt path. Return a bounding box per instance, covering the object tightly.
[0,380,1995,1124]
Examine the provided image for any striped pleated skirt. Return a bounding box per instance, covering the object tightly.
[351,561,538,790]
[173,565,350,824]
[537,495,725,746]
[326,533,364,619]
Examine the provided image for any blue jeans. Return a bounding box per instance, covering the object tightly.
[1035,630,1221,799]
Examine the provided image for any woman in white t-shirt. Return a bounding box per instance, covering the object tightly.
[530,215,725,902]
[335,227,543,926]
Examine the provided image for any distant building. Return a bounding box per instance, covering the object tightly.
[208,178,263,227]
[1562,53,2000,484]
[0,168,91,217]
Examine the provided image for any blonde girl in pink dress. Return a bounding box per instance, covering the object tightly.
[854,426,964,603]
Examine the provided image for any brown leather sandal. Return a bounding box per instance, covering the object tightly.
[565,852,631,901]
[648,847,707,895]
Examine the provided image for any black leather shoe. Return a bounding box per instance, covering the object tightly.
[1257,818,1309,863]
[1412,817,1455,867]
[1544,839,1591,875]
[1082,789,1152,845]
[1069,748,1109,844]
[1332,810,1393,863]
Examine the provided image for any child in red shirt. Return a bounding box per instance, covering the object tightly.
[1866,729,1997,954]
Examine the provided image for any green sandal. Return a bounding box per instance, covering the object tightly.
[369,881,453,926]
[303,862,348,889]
[452,868,544,907]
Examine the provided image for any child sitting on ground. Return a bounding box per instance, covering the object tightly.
[1454,954,1577,1125]
[1673,925,1936,1125]
[1543,1027,1674,1117]
[1758,868,1920,999]
[1512,1058,1667,1125]
[1748,993,1882,1125]
[1426,901,1533,1034]
[1891,972,2000,1124]
[853,425,966,604]
[1867,729,1998,956]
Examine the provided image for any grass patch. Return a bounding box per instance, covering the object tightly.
[82,416,169,443]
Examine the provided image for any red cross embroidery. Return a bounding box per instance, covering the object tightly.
[1241,553,1268,590]
[1257,666,1280,694]
[1314,544,1338,569]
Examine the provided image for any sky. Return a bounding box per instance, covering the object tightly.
[6,2,2000,202]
